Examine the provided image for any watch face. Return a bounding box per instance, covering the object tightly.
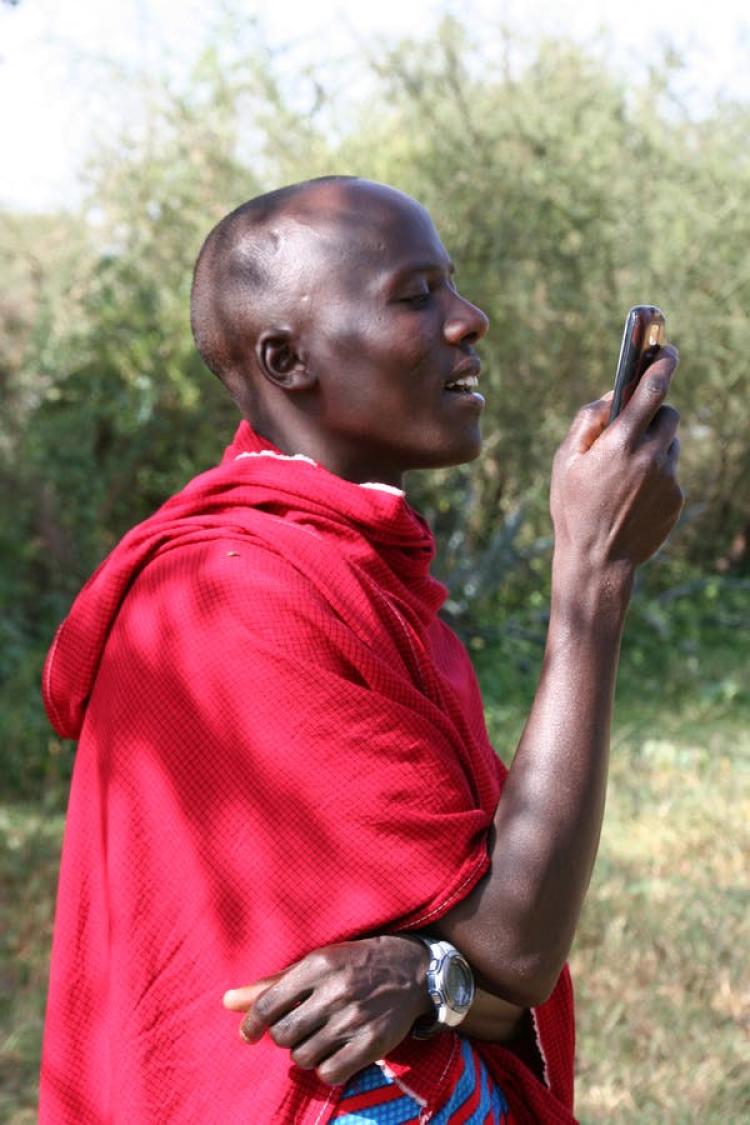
[445,957,474,1010]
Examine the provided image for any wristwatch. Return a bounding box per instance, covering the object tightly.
[412,937,476,1037]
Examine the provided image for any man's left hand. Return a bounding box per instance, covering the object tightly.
[223,935,431,1086]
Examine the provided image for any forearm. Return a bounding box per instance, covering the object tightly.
[460,986,525,1041]
[436,555,632,1005]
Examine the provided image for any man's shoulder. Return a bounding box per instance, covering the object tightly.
[133,532,335,636]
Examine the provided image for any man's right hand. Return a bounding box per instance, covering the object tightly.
[550,345,683,579]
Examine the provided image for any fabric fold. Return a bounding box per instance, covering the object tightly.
[40,421,575,1124]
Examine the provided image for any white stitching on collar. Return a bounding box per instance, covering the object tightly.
[235,450,405,495]
[235,450,317,466]
[360,481,405,497]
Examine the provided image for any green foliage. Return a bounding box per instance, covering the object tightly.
[2,18,750,795]
[0,805,64,1121]
[2,26,747,1122]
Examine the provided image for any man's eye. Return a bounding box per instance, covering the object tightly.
[402,292,431,307]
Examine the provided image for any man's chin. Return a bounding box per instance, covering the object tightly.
[410,434,484,474]
[446,426,484,466]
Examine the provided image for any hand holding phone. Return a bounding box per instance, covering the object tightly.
[609,305,666,423]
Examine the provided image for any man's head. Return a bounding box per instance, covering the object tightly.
[191,175,489,486]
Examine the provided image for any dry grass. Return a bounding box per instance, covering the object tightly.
[571,715,749,1122]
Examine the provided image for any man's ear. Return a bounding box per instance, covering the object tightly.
[256,329,316,391]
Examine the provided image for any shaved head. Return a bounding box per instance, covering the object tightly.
[191,177,348,382]
[189,176,433,411]
[189,175,488,485]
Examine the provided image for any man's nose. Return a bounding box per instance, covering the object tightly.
[444,295,490,345]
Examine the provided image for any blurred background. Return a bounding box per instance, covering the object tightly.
[1,0,748,1120]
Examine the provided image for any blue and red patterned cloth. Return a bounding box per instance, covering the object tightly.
[332,1039,510,1123]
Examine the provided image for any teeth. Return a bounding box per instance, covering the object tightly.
[445,374,479,391]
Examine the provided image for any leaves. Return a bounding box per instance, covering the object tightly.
[2,19,750,792]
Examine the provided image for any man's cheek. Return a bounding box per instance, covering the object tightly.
[316,312,372,360]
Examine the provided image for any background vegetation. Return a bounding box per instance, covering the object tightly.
[1,14,748,1121]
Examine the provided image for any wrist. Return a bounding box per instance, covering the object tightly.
[411,937,476,1037]
[392,935,433,1021]
[550,551,633,634]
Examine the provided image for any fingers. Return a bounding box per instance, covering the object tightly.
[223,978,279,1012]
[236,970,314,1044]
[316,1036,381,1087]
[302,1025,388,1087]
[287,1017,355,1073]
[563,394,613,454]
[266,996,327,1050]
[644,403,680,453]
[229,978,389,1085]
[224,936,429,1080]
[612,345,679,442]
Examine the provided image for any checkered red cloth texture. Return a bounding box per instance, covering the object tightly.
[40,421,576,1123]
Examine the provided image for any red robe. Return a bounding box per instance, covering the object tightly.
[41,421,576,1123]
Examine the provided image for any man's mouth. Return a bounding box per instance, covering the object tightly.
[444,373,480,394]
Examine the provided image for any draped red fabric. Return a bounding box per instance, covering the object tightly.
[41,421,576,1123]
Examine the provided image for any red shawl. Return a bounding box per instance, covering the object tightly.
[41,421,576,1123]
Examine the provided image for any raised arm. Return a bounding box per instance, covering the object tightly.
[433,347,682,1005]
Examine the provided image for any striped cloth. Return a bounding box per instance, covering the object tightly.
[332,1038,510,1123]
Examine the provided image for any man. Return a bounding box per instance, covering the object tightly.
[41,176,682,1123]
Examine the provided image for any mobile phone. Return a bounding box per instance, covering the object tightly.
[609,305,666,422]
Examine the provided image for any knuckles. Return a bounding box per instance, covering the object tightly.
[253,992,274,1022]
[363,1027,387,1059]
[305,945,359,979]
[291,1043,317,1070]
[269,1014,298,1047]
[337,965,358,994]
[643,376,669,398]
[305,949,334,975]
[317,1060,347,1086]
[577,397,607,417]
[346,1000,368,1026]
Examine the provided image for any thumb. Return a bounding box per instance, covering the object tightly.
[223,973,283,1012]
